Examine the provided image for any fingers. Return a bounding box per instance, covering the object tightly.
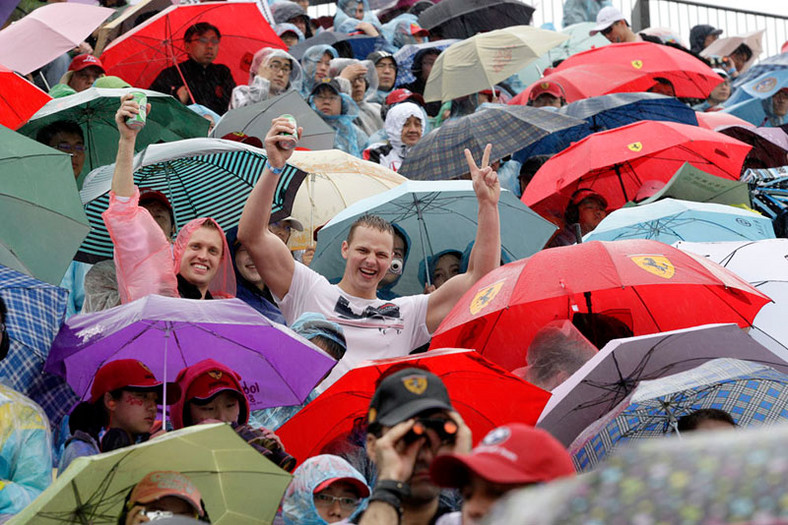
[481,143,491,169]
[463,148,478,173]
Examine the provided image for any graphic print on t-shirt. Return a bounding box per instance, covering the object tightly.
[333,296,405,334]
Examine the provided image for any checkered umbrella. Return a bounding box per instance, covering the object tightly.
[570,358,788,471]
[398,105,585,181]
[77,138,306,263]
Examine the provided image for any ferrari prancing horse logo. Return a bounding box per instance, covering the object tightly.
[631,60,643,69]
[631,255,675,279]
[627,142,643,152]
[470,280,505,315]
[402,375,428,395]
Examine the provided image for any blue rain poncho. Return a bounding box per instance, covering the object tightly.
[334,0,380,32]
[301,45,340,97]
[309,89,369,158]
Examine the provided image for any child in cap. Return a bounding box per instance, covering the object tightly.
[430,423,575,524]
[282,454,370,524]
[59,360,180,473]
[118,470,211,524]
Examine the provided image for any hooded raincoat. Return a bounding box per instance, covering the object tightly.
[271,2,313,38]
[282,454,370,525]
[229,47,304,110]
[761,96,788,127]
[102,187,236,303]
[301,45,340,98]
[369,101,424,171]
[329,58,384,137]
[309,89,369,158]
[334,0,379,33]
[381,14,425,50]
[170,359,250,430]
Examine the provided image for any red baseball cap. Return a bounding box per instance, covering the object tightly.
[221,131,263,148]
[529,81,564,102]
[89,359,180,404]
[130,471,204,517]
[139,188,173,212]
[313,477,371,498]
[409,23,429,37]
[570,188,608,208]
[69,54,105,73]
[385,88,425,107]
[430,424,576,487]
[185,365,244,401]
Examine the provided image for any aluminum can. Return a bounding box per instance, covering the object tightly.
[126,92,147,129]
[278,114,297,150]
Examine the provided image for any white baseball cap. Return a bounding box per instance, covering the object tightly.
[589,6,627,36]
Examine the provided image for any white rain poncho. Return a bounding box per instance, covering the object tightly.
[229,47,303,110]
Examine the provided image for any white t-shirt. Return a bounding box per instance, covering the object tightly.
[276,262,432,388]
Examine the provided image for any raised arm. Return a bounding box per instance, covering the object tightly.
[237,118,303,299]
[425,144,501,333]
[112,93,147,197]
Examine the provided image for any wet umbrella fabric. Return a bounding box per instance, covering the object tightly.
[720,69,788,126]
[394,39,458,87]
[0,66,51,130]
[429,239,771,372]
[288,31,381,61]
[45,295,336,411]
[418,0,535,40]
[276,349,551,468]
[309,180,557,297]
[717,125,788,168]
[694,109,752,130]
[537,324,788,448]
[570,358,788,471]
[399,104,586,181]
[77,138,305,263]
[630,162,751,208]
[210,90,335,151]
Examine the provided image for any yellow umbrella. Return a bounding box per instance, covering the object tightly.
[285,150,407,250]
[423,25,569,102]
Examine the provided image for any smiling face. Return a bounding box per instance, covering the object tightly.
[340,225,394,298]
[234,244,262,287]
[400,115,423,147]
[178,225,224,296]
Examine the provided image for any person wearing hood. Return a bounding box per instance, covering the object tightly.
[401,47,443,117]
[762,88,788,127]
[309,78,369,158]
[282,454,371,525]
[418,249,462,294]
[334,0,380,34]
[689,24,723,54]
[229,47,303,110]
[381,13,429,50]
[49,54,106,98]
[330,58,384,137]
[372,224,410,300]
[364,102,424,171]
[367,51,398,104]
[276,23,305,49]
[104,95,236,303]
[271,1,314,39]
[693,68,731,112]
[301,45,340,98]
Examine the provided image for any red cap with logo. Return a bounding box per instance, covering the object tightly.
[528,81,565,102]
[185,365,244,401]
[385,88,425,107]
[130,471,204,517]
[69,54,105,73]
[430,423,576,486]
[89,359,180,404]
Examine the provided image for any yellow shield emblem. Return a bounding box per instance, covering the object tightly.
[631,256,675,279]
[627,142,643,152]
[402,375,428,395]
[470,280,505,315]
[208,370,223,380]
[631,59,643,69]
[368,407,377,424]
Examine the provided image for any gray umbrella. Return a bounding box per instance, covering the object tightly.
[211,91,335,151]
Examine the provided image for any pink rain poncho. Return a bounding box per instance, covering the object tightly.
[102,187,236,303]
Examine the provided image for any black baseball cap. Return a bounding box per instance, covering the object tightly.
[368,368,453,428]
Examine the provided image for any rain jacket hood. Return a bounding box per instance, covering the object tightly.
[377,222,411,300]
[384,101,424,162]
[282,454,370,525]
[271,2,313,38]
[334,0,379,32]
[382,14,425,50]
[329,58,379,100]
[301,45,340,96]
[170,358,250,430]
[761,95,788,127]
[248,47,303,90]
[309,88,369,157]
[173,217,236,299]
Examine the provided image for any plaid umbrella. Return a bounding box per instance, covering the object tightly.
[398,105,585,181]
[570,358,788,471]
[77,138,306,263]
[0,265,77,445]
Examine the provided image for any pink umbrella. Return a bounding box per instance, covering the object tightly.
[0,2,113,75]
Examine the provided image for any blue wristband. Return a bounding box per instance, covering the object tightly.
[268,164,285,175]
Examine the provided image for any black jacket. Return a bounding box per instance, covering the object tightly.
[149,58,236,115]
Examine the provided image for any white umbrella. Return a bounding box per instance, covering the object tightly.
[701,29,765,73]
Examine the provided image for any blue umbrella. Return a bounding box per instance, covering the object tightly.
[571,358,788,471]
[722,69,788,126]
[0,264,77,439]
[309,180,557,297]
[513,93,699,163]
[584,198,775,244]
[732,51,788,90]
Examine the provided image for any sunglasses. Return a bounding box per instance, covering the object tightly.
[601,25,615,36]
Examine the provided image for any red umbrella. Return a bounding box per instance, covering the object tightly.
[521,120,751,219]
[0,65,51,129]
[276,349,550,467]
[509,64,658,105]
[100,2,285,90]
[429,240,771,372]
[553,41,721,99]
[695,110,752,130]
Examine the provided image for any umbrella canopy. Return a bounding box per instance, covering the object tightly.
[512,93,698,163]
[732,49,788,88]
[100,2,285,90]
[310,180,557,297]
[423,26,569,103]
[210,90,335,151]
[429,239,771,372]
[393,39,459,87]
[0,2,113,75]
[0,65,51,130]
[701,29,765,74]
[521,120,752,221]
[720,69,788,127]
[538,324,788,448]
[553,41,722,99]
[485,422,788,525]
[93,0,173,56]
[694,109,752,130]
[13,423,292,524]
[399,104,586,181]
[717,125,788,168]
[285,149,407,251]
[630,162,751,208]
[288,31,381,61]
[0,125,90,285]
[45,295,336,411]
[76,138,305,263]
[418,0,535,40]
[584,198,774,244]
[570,358,788,471]
[18,87,211,181]
[276,348,551,467]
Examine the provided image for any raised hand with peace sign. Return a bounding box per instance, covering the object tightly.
[464,143,501,208]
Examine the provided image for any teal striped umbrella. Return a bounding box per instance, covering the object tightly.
[77,138,305,263]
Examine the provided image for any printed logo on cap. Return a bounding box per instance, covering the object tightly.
[470,280,505,315]
[630,255,675,279]
[368,407,377,423]
[631,60,643,69]
[753,77,777,93]
[208,370,223,381]
[401,374,428,395]
[627,142,643,152]
[482,426,511,445]
[83,55,99,64]
[139,362,154,376]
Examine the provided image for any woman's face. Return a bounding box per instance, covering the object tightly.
[235,244,262,285]
[188,390,241,425]
[315,52,332,81]
[313,481,362,522]
[400,115,423,147]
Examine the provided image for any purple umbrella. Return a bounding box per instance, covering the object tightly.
[718,125,788,168]
[45,295,336,411]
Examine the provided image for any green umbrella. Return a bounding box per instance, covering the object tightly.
[17,87,210,184]
[0,125,89,285]
[12,423,293,525]
[629,162,752,208]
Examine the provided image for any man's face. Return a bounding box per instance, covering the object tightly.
[351,74,367,103]
[69,66,102,92]
[577,197,607,235]
[259,57,291,93]
[178,226,223,292]
[460,475,521,525]
[281,32,299,48]
[141,200,174,241]
[729,51,747,73]
[313,481,362,523]
[400,115,422,147]
[342,225,394,294]
[375,58,397,91]
[107,390,158,435]
[420,53,438,82]
[703,33,719,48]
[773,89,788,117]
[188,391,241,425]
[353,1,364,20]
[268,220,293,244]
[185,30,220,66]
[289,15,307,36]
[532,93,561,108]
[378,231,405,287]
[709,79,730,103]
[49,131,85,178]
[314,87,342,116]
[601,20,628,43]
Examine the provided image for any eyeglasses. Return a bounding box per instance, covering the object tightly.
[55,143,86,154]
[314,93,340,102]
[268,62,292,74]
[314,493,361,510]
[191,36,220,45]
[601,25,615,36]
